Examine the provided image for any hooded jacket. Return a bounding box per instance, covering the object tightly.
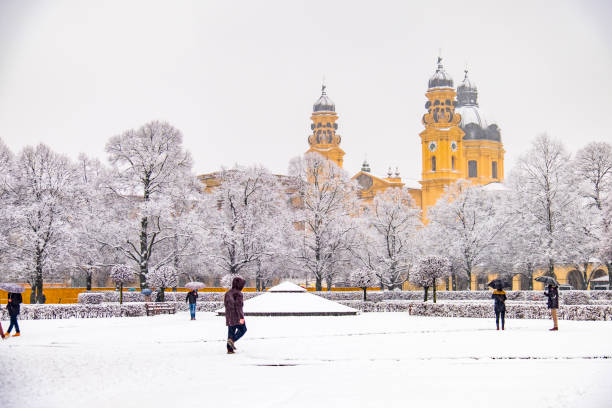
[224,277,246,326]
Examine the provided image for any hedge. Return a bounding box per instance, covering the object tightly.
[338,300,612,321]
[0,302,223,320]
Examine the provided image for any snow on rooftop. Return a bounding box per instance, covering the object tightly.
[403,179,421,189]
[482,182,508,192]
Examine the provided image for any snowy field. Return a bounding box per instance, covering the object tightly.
[1,312,611,408]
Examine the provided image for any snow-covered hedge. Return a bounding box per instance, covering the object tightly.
[77,293,104,304]
[0,301,225,320]
[338,300,612,321]
[76,290,263,303]
[317,290,612,304]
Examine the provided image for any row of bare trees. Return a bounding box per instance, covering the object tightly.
[0,123,610,301]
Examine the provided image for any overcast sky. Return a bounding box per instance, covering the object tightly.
[0,0,611,181]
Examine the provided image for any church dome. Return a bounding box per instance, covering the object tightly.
[428,57,453,89]
[455,70,501,142]
[456,105,501,141]
[313,85,335,112]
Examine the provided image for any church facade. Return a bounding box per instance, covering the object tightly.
[307,58,505,219]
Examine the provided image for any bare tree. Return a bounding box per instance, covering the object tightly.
[103,121,193,288]
[427,180,510,290]
[3,144,77,302]
[574,141,612,211]
[366,187,421,290]
[289,153,359,291]
[205,166,292,285]
[574,141,612,285]
[410,256,451,302]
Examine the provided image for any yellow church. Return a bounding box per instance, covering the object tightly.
[302,57,607,291]
[307,57,504,220]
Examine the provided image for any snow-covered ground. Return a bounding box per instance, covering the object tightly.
[1,312,611,408]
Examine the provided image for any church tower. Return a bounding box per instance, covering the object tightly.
[455,70,505,185]
[419,57,465,218]
[306,85,345,168]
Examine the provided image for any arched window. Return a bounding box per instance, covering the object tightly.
[431,156,436,172]
[492,161,498,179]
[451,156,455,170]
[468,160,477,178]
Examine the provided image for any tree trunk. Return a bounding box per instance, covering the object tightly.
[315,276,322,291]
[445,277,449,291]
[423,286,429,302]
[362,287,367,301]
[35,263,44,304]
[548,258,555,277]
[433,278,437,303]
[139,216,149,289]
[452,272,457,291]
[326,277,332,291]
[119,283,124,304]
[256,278,261,292]
[466,269,472,291]
[86,273,92,291]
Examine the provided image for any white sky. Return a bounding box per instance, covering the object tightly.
[0,0,611,180]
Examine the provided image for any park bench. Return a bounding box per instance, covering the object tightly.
[145,302,176,316]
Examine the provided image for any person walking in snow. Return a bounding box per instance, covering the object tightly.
[491,288,507,330]
[224,276,246,354]
[0,321,5,340]
[186,289,198,320]
[5,292,22,337]
[544,284,559,331]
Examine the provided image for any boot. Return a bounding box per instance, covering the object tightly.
[227,349,235,354]
[549,327,558,331]
[227,339,235,352]
[3,332,9,337]
[13,333,20,337]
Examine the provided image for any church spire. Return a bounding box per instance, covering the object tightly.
[306,83,345,168]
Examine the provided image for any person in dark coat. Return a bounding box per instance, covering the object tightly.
[491,288,507,330]
[185,290,198,320]
[224,277,246,354]
[5,292,22,337]
[544,284,559,331]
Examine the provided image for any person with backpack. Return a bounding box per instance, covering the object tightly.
[5,292,23,337]
[185,289,198,320]
[224,277,246,354]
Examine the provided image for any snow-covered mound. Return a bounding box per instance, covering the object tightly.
[217,281,358,316]
[266,281,307,292]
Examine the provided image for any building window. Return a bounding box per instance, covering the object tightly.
[431,156,436,171]
[451,156,455,170]
[468,160,477,178]
[492,161,498,179]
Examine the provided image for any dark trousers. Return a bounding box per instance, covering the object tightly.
[495,310,505,329]
[227,324,247,342]
[8,315,20,333]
